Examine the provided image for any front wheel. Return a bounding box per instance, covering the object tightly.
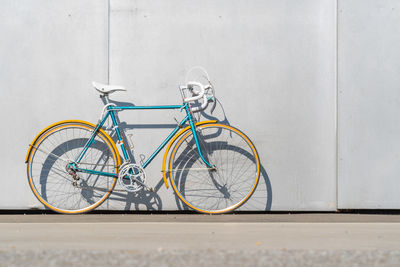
[26,120,120,214]
[168,123,260,214]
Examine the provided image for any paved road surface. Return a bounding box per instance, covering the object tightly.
[1,213,400,266]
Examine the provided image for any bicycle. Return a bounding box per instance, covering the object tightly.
[25,75,260,214]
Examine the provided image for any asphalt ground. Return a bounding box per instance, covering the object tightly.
[2,212,400,223]
[1,213,400,266]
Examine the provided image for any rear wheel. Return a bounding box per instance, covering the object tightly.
[26,121,119,213]
[168,123,260,214]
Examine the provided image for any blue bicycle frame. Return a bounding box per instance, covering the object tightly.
[70,102,213,177]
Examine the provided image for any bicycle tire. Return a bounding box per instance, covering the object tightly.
[26,120,120,214]
[168,123,260,214]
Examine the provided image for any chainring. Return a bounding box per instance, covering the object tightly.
[118,163,146,192]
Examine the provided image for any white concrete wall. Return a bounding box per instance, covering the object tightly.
[1,0,337,211]
[0,0,109,209]
[3,0,399,211]
[338,0,400,209]
[108,0,337,211]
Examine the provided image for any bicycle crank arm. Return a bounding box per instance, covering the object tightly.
[130,176,155,192]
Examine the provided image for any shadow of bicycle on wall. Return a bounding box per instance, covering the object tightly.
[165,113,272,212]
[99,95,272,212]
[32,136,118,211]
[180,98,272,211]
[97,98,165,211]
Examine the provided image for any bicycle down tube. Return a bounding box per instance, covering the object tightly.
[72,102,213,177]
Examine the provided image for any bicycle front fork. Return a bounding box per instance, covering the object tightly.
[188,117,216,170]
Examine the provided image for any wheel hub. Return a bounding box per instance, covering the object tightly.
[66,163,80,187]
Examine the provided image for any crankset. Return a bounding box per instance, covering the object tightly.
[118,163,153,192]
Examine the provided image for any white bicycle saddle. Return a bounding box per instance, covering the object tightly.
[92,81,127,94]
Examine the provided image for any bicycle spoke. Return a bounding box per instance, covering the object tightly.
[30,145,71,164]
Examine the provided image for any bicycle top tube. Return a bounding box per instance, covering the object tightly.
[107,104,185,111]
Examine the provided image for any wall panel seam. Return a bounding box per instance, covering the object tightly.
[335,0,339,210]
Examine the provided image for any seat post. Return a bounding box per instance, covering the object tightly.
[100,93,110,104]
